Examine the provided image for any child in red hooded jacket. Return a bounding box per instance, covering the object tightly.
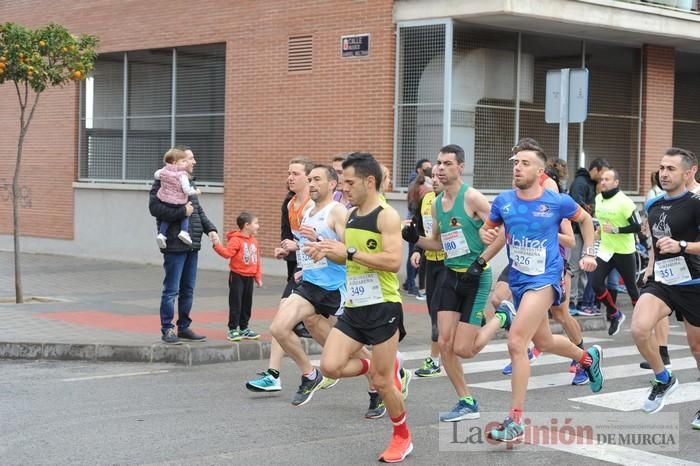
[213,212,263,341]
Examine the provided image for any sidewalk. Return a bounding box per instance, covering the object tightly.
[0,251,606,365]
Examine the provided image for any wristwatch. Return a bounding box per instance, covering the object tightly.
[347,247,357,261]
[475,257,487,268]
[583,246,597,257]
[679,240,688,254]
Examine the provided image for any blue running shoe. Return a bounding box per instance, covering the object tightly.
[585,345,604,393]
[502,348,536,376]
[439,399,480,422]
[495,300,516,331]
[572,363,589,385]
[489,416,525,442]
[246,371,282,392]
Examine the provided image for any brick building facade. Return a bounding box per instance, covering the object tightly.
[1,0,699,272]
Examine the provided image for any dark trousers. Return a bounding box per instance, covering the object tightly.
[592,253,640,316]
[425,259,444,342]
[228,271,254,330]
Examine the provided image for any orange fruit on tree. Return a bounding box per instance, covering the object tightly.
[0,56,6,63]
[39,40,46,48]
[73,70,82,79]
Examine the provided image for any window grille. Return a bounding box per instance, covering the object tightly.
[79,43,225,184]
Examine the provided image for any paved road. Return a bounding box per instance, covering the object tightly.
[2,326,699,465]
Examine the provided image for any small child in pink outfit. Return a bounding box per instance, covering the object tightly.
[154,148,201,248]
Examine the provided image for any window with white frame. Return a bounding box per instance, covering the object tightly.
[79,43,225,184]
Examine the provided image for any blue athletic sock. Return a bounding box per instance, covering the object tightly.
[655,368,670,384]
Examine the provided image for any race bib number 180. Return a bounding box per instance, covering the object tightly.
[440,229,470,259]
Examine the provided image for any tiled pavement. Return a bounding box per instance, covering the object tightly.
[0,251,606,365]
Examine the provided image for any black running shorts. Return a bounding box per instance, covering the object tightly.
[335,302,406,345]
[292,281,342,317]
[641,280,700,327]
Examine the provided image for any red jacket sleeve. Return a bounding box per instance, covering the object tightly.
[213,236,240,259]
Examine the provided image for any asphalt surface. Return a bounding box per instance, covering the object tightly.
[2,325,699,465]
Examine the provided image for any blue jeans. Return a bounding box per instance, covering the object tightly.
[159,251,198,332]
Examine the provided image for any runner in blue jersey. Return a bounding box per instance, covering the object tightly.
[480,144,604,442]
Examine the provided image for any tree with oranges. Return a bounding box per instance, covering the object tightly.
[0,23,97,303]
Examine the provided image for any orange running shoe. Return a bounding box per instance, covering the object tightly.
[379,433,413,463]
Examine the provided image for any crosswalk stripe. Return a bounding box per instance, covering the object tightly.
[569,381,700,411]
[405,344,687,381]
[540,436,699,466]
[308,337,612,366]
[469,356,697,392]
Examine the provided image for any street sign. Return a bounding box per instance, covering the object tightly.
[341,34,370,58]
[545,68,589,124]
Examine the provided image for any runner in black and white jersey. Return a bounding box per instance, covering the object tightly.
[632,148,700,431]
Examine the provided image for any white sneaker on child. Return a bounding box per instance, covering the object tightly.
[177,231,193,246]
[156,233,167,249]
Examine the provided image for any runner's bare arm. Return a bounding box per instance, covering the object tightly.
[558,219,575,249]
[469,188,504,261]
[415,203,443,251]
[571,207,597,272]
[351,206,403,273]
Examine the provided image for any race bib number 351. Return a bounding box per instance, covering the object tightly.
[654,256,691,285]
[347,273,383,307]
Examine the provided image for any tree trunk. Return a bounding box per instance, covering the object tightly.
[13,128,26,304]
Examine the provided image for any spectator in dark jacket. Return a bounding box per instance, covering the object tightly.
[567,157,610,310]
[149,147,219,344]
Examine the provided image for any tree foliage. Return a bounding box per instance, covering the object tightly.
[0,22,98,91]
[1,23,98,303]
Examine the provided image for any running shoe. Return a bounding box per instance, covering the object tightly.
[227,329,241,342]
[691,409,700,430]
[366,392,386,419]
[569,359,578,373]
[415,290,427,301]
[643,375,679,414]
[489,416,525,442]
[572,363,589,385]
[502,347,537,376]
[378,433,413,463]
[439,399,480,422]
[161,328,181,345]
[156,233,167,249]
[319,376,339,390]
[291,370,324,406]
[495,300,516,331]
[608,312,626,336]
[577,306,601,316]
[414,357,441,377]
[568,307,579,316]
[239,328,260,340]
[585,345,604,393]
[246,371,281,392]
[400,368,412,400]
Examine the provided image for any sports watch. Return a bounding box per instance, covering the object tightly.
[679,240,688,254]
[347,247,357,261]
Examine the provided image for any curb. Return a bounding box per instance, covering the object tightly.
[0,338,324,367]
[0,316,607,366]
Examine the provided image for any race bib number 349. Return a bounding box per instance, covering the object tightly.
[347,273,384,307]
